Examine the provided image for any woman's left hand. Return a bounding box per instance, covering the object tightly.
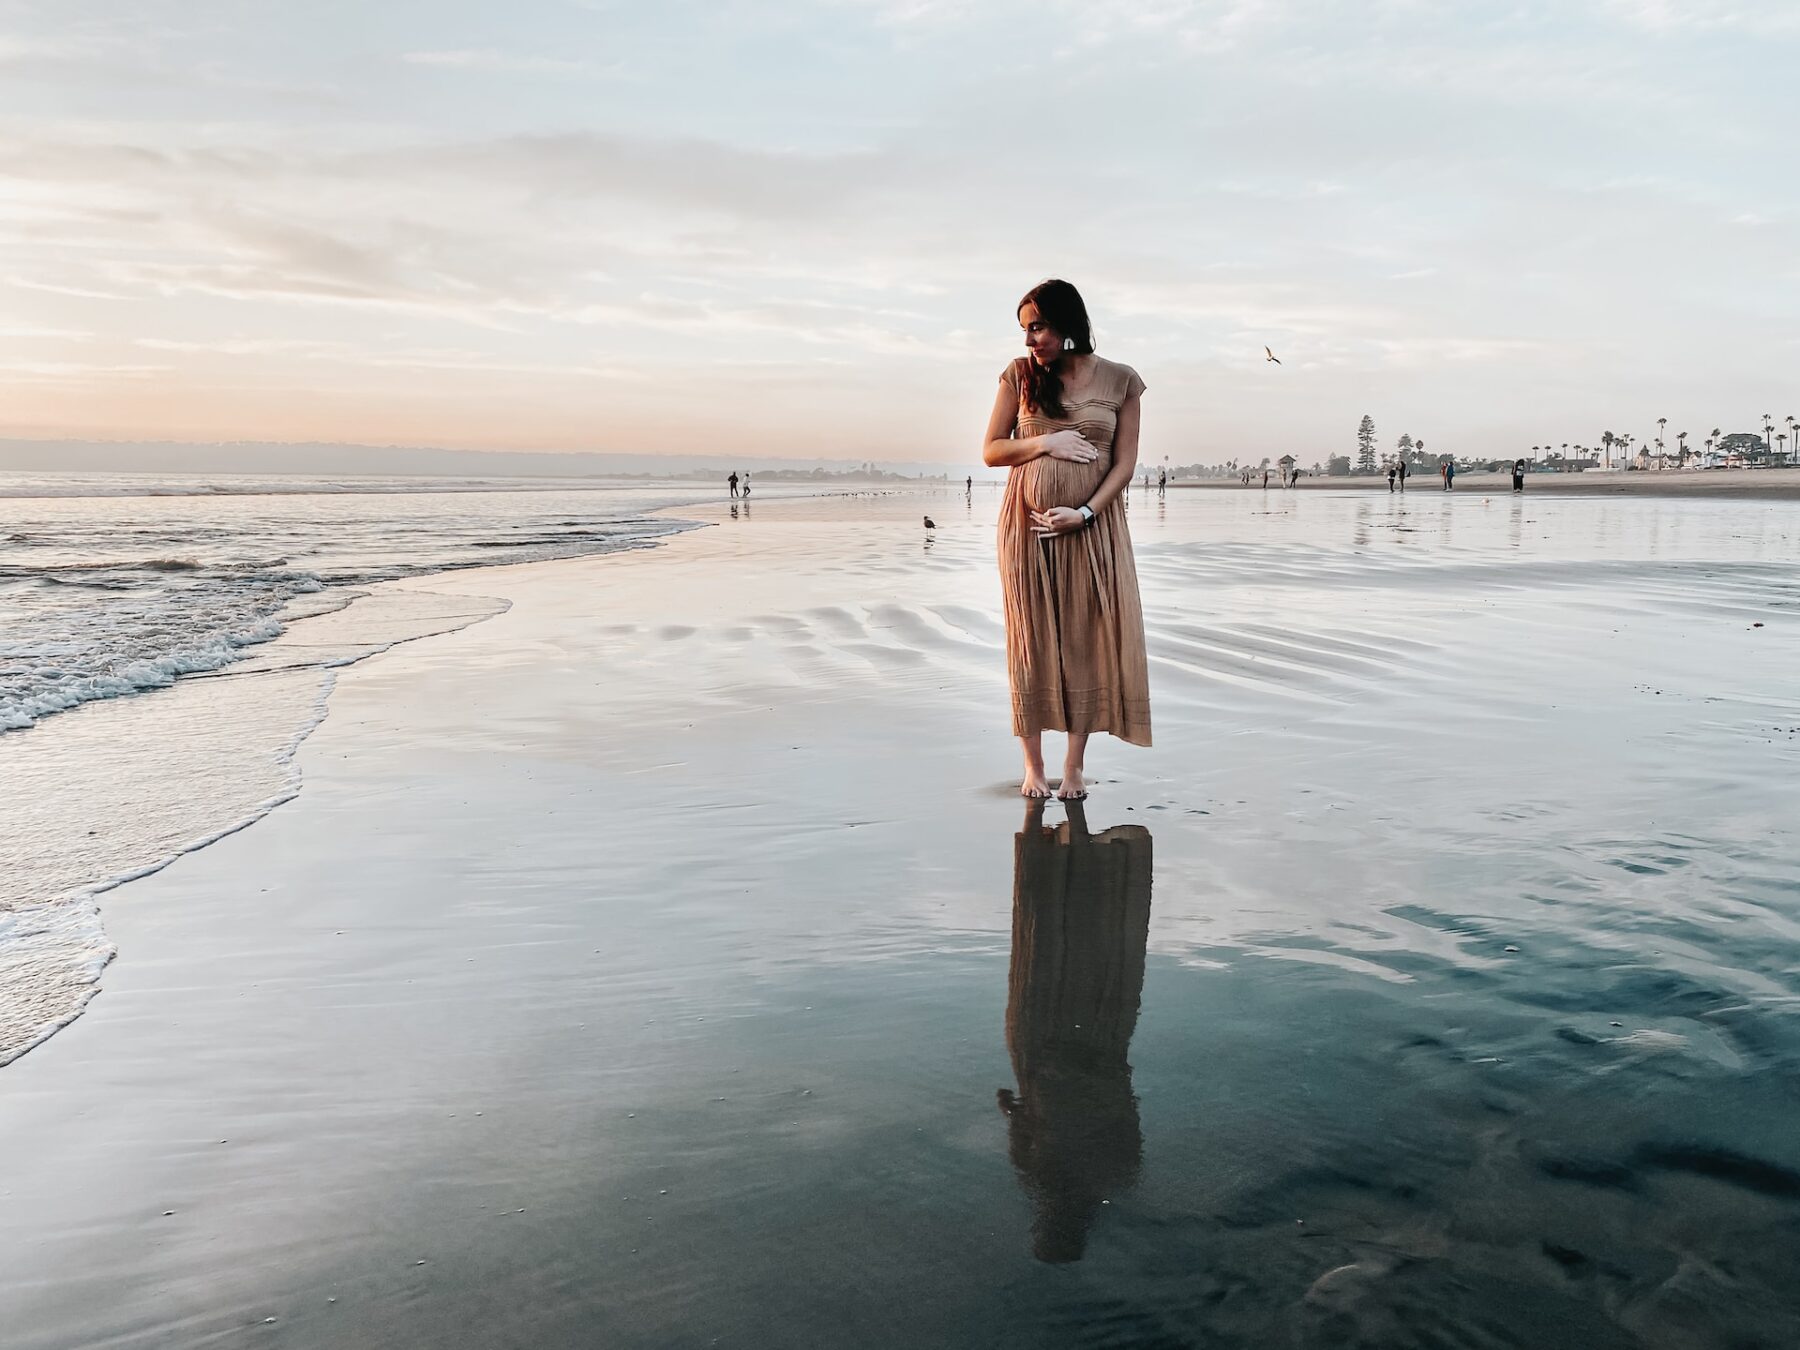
[1030,506,1085,536]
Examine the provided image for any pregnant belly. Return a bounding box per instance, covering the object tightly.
[1017,456,1110,512]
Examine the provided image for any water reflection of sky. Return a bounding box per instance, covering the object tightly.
[7,487,1799,1347]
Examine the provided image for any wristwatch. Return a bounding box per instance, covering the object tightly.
[1076,504,1096,525]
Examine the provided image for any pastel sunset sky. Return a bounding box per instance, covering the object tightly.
[2,0,1795,464]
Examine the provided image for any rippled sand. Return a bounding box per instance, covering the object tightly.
[1,486,1797,1348]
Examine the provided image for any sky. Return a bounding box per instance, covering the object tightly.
[1,0,1796,467]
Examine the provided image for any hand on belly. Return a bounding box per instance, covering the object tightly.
[1021,457,1107,512]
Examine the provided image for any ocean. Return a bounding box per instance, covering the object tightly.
[0,473,720,1064]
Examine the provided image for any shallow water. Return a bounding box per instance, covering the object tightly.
[2,484,1798,1348]
[0,475,726,1065]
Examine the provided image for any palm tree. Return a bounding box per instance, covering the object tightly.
[1781,433,1790,465]
[1601,430,1614,468]
[1764,414,1775,460]
[1676,430,1688,466]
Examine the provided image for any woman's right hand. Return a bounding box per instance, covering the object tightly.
[1042,430,1099,464]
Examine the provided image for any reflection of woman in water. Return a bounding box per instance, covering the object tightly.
[998,798,1152,1263]
[981,279,1151,801]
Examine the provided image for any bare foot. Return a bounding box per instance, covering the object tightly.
[1020,769,1052,798]
[1057,767,1088,800]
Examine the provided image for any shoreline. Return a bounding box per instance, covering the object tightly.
[0,489,744,1069]
[1171,465,1800,499]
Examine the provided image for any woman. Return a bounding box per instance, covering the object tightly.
[982,279,1151,800]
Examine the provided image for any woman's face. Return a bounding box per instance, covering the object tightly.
[1018,302,1064,367]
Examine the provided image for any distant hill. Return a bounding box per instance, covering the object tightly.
[0,439,968,481]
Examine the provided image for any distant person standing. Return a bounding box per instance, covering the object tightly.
[1396,459,1408,492]
[967,475,973,496]
[1387,465,1397,492]
[1262,468,1270,489]
[1445,460,1455,491]
[728,471,740,498]
[1157,467,1166,496]
[1512,459,1525,493]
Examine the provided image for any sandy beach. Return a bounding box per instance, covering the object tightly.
[1184,466,1800,500]
[4,486,1800,1347]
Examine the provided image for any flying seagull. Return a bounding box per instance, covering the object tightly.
[923,515,937,529]
[1264,346,1282,364]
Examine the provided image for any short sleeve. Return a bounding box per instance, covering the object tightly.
[998,358,1023,393]
[1121,364,1146,399]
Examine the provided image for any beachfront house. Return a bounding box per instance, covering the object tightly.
[1716,432,1770,467]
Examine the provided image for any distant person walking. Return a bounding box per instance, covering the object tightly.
[1262,468,1270,489]
[742,473,752,498]
[982,278,1151,801]
[1512,459,1525,493]
[1387,465,1396,492]
[1157,468,1166,496]
[1445,460,1455,491]
[728,471,740,498]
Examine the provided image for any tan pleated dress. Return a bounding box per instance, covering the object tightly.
[998,355,1152,746]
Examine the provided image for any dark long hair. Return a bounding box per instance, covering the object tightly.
[1017,279,1094,419]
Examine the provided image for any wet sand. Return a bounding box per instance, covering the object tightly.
[3,488,1800,1347]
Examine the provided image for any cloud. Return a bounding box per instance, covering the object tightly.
[400,49,595,74]
[0,323,93,340]
[0,1,1793,459]
[1600,0,1800,34]
[390,131,891,222]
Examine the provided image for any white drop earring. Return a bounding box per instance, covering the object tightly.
[1063,337,1075,351]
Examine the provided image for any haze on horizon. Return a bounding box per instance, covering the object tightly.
[2,0,1795,468]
